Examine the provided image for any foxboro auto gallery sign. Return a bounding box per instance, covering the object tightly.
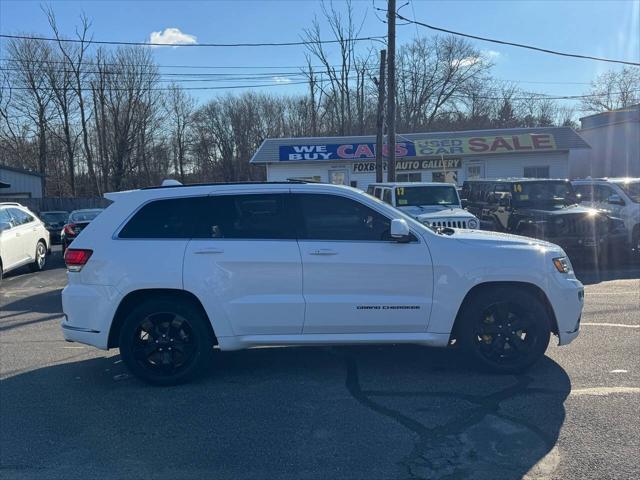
[278,133,557,163]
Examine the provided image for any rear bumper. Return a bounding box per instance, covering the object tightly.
[61,283,120,350]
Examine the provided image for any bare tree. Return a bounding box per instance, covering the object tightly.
[581,67,640,112]
[6,38,54,192]
[164,84,195,182]
[45,8,101,194]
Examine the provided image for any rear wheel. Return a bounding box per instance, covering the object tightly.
[119,299,214,385]
[457,287,551,374]
[28,241,47,272]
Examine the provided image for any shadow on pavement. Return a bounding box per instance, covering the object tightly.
[574,263,640,285]
[1,345,570,480]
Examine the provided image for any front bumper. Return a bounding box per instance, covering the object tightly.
[546,274,584,346]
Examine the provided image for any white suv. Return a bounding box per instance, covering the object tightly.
[572,178,640,257]
[61,182,583,385]
[367,182,480,229]
[0,202,50,281]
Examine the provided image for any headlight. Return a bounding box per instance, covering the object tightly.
[553,256,573,274]
[467,218,479,229]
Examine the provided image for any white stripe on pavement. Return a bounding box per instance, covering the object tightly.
[582,322,640,328]
[571,387,640,396]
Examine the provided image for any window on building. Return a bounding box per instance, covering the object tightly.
[396,173,422,182]
[296,194,392,241]
[466,165,483,179]
[523,166,550,178]
[432,171,458,183]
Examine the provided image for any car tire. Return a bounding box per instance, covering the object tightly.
[456,287,551,374]
[119,299,215,386]
[632,227,640,263]
[28,241,47,273]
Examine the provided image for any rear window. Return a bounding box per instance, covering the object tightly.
[119,194,295,239]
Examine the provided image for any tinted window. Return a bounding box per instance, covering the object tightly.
[120,194,294,239]
[69,209,103,222]
[297,194,391,241]
[574,185,593,202]
[219,194,294,239]
[383,189,392,204]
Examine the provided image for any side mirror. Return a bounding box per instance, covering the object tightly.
[390,218,411,242]
[0,221,12,232]
[608,194,625,206]
[460,199,469,209]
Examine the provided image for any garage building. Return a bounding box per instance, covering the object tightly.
[569,104,639,178]
[251,126,590,189]
[0,164,44,199]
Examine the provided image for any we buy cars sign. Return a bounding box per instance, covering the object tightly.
[278,133,557,161]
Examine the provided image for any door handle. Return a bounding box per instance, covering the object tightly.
[310,249,338,256]
[194,248,224,255]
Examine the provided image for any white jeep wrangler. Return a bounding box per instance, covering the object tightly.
[62,181,583,385]
[367,182,480,229]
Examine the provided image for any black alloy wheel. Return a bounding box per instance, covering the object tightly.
[457,288,551,373]
[119,300,214,385]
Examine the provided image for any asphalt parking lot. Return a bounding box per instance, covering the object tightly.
[1,247,639,480]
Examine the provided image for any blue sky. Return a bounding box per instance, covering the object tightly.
[1,0,638,105]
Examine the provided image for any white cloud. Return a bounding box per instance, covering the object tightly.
[456,56,481,67]
[483,50,501,59]
[149,28,197,47]
[272,76,292,84]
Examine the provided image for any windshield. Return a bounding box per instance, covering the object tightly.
[395,186,459,207]
[511,182,576,207]
[69,209,103,222]
[615,181,640,203]
[40,212,68,224]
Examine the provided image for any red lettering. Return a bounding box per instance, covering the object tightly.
[468,137,489,152]
[337,144,354,158]
[490,137,514,152]
[396,143,408,157]
[512,136,532,150]
[354,144,374,158]
[531,134,553,149]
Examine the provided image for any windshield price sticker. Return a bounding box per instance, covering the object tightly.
[514,184,523,192]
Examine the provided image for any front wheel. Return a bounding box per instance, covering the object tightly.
[456,288,551,374]
[119,299,215,385]
[28,241,47,272]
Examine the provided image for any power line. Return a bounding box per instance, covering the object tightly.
[395,12,640,67]
[0,33,386,48]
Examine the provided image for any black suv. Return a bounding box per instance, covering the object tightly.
[461,179,627,263]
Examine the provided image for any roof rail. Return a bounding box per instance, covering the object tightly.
[140,180,309,190]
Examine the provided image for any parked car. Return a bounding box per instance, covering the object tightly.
[0,202,50,282]
[39,211,69,245]
[572,178,640,259]
[61,209,103,253]
[367,182,480,229]
[461,179,628,263]
[61,181,583,385]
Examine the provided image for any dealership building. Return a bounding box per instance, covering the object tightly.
[250,126,590,189]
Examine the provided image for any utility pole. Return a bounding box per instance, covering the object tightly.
[386,0,397,182]
[375,49,387,183]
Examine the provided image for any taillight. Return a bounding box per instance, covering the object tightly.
[64,224,77,236]
[64,248,93,272]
